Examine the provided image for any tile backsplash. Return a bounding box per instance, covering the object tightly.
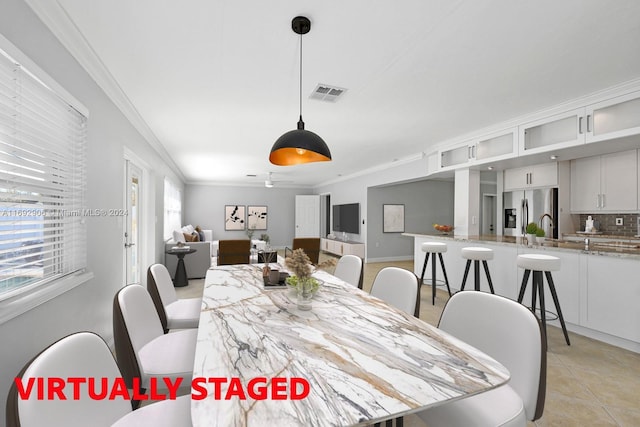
[578,214,639,236]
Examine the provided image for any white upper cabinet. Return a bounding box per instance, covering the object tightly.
[571,150,638,213]
[439,128,517,170]
[504,162,558,191]
[585,91,640,144]
[519,108,585,155]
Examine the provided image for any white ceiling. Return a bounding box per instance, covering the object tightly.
[29,0,640,187]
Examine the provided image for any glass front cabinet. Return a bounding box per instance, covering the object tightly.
[439,128,517,170]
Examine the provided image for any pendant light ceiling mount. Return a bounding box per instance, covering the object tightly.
[269,16,332,166]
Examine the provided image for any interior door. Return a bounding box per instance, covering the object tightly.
[125,160,142,285]
[295,195,320,238]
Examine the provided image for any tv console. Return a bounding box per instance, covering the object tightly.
[321,238,365,258]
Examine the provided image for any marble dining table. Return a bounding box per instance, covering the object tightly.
[191,261,510,427]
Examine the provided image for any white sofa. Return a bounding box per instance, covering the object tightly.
[164,225,213,280]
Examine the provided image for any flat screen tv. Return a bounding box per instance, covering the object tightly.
[332,203,360,234]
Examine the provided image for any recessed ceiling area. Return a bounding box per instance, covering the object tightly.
[28,0,640,186]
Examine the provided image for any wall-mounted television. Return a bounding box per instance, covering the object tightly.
[332,203,360,234]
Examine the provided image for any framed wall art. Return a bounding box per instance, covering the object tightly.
[224,205,246,230]
[383,204,405,233]
[247,205,268,230]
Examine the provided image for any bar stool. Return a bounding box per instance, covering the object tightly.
[460,247,495,293]
[419,242,452,305]
[517,254,570,346]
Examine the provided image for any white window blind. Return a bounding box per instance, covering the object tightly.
[0,46,87,298]
[163,177,181,240]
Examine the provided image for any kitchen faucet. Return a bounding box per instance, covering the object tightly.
[539,213,554,230]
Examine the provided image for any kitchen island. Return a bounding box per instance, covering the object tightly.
[403,232,640,353]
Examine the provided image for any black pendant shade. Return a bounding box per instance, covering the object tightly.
[269,16,331,166]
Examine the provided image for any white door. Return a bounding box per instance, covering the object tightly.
[124,160,142,285]
[295,195,320,238]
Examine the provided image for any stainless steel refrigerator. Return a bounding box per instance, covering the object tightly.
[503,187,558,238]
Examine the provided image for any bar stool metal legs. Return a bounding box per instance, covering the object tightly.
[460,247,495,293]
[517,254,570,346]
[419,242,451,305]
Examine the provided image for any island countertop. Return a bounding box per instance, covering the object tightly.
[402,232,640,259]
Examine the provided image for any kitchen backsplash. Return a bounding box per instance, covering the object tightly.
[578,214,639,236]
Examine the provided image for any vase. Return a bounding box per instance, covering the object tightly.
[296,278,316,311]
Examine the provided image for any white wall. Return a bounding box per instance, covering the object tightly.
[184,184,313,248]
[0,0,182,419]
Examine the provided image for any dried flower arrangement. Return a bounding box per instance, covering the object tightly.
[284,249,336,293]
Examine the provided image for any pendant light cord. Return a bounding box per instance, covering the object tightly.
[299,31,303,123]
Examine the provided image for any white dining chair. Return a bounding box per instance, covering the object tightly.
[148,263,201,333]
[416,291,547,427]
[113,285,197,403]
[6,331,191,427]
[370,267,420,317]
[333,254,363,289]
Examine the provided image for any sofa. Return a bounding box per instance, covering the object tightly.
[164,225,213,279]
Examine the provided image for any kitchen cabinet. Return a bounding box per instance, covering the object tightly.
[321,238,365,258]
[503,162,558,191]
[584,254,640,342]
[439,128,517,170]
[586,91,640,144]
[571,150,637,213]
[519,109,585,155]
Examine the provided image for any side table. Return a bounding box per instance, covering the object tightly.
[165,248,197,287]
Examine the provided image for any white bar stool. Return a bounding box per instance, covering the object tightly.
[460,247,495,293]
[419,242,452,305]
[517,254,570,346]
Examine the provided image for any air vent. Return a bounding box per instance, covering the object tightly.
[310,84,347,102]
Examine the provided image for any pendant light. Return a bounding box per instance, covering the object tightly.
[269,16,331,166]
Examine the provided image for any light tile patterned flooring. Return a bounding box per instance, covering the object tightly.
[178,254,640,426]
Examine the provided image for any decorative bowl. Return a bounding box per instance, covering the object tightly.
[433,224,454,234]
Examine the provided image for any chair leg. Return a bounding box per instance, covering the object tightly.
[473,260,481,291]
[517,269,531,303]
[482,260,495,294]
[438,253,451,297]
[431,252,437,305]
[536,270,547,347]
[460,259,471,291]
[531,270,539,314]
[419,253,430,286]
[545,271,571,346]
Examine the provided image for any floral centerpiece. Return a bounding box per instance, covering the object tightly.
[284,249,335,310]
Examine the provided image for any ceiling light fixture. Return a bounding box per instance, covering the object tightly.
[265,172,274,188]
[269,16,331,166]
[550,155,558,160]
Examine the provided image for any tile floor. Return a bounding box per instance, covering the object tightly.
[178,255,640,426]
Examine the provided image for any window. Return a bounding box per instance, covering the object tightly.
[163,177,181,240]
[0,41,87,299]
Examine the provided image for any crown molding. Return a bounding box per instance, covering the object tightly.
[24,0,186,182]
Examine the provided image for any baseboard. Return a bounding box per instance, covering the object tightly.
[366,255,414,263]
[548,321,640,354]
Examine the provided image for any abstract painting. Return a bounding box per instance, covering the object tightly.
[383,204,405,233]
[247,205,268,230]
[225,205,246,230]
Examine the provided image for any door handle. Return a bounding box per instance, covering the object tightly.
[124,242,135,248]
[578,116,583,134]
[601,193,605,208]
[586,115,592,133]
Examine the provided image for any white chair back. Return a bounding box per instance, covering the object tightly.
[114,284,165,385]
[370,267,419,316]
[333,255,363,288]
[150,264,178,305]
[438,291,546,420]
[9,332,131,427]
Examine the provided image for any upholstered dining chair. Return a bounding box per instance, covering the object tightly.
[6,331,191,427]
[148,264,201,333]
[416,291,547,427]
[217,239,251,265]
[113,285,197,404]
[370,267,420,317]
[284,237,321,264]
[333,254,363,289]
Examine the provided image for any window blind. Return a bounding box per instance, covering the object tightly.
[163,177,181,240]
[0,47,87,297]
